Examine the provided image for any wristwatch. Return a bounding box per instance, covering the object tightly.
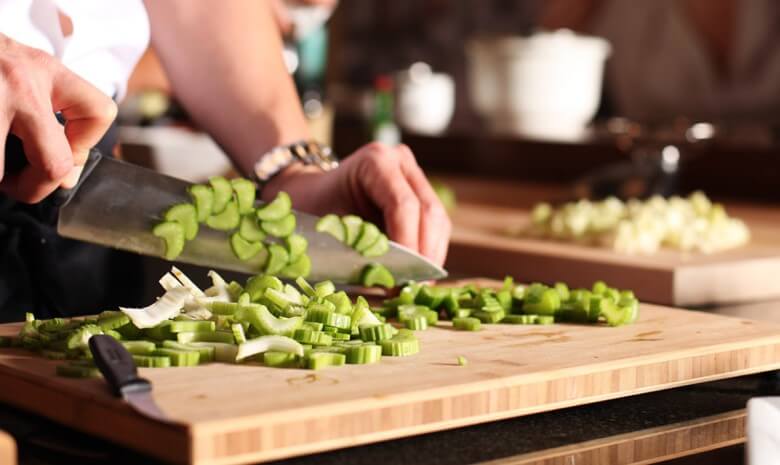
[252,140,339,184]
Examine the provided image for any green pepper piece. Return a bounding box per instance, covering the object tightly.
[256,191,292,221]
[188,184,214,222]
[361,233,389,257]
[354,222,381,252]
[279,254,311,279]
[206,199,240,231]
[261,213,296,238]
[239,215,266,242]
[164,203,199,241]
[230,232,264,260]
[285,234,308,262]
[231,178,256,214]
[265,243,289,275]
[153,221,185,260]
[360,263,395,288]
[209,176,233,215]
[341,215,363,247]
[315,214,346,242]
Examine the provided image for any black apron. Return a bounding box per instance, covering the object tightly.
[0,124,144,323]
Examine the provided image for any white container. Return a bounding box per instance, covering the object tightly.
[747,397,780,465]
[466,30,611,141]
[395,62,455,136]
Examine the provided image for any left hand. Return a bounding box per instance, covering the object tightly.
[261,142,452,266]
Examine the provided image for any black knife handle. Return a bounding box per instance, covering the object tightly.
[89,335,152,398]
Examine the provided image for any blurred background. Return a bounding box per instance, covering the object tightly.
[118,0,780,205]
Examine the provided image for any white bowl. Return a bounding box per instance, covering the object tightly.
[395,63,455,136]
[466,30,611,140]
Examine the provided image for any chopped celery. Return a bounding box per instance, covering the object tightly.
[169,320,216,333]
[120,287,190,329]
[161,341,215,363]
[153,348,200,367]
[285,234,308,262]
[188,184,214,222]
[354,222,381,252]
[231,178,256,215]
[315,214,346,242]
[239,215,266,242]
[523,289,560,316]
[261,213,296,238]
[346,344,382,364]
[405,316,428,331]
[230,232,264,261]
[206,199,240,231]
[97,312,130,331]
[314,280,336,298]
[307,352,346,370]
[256,191,292,221]
[362,234,389,258]
[153,221,185,260]
[341,215,363,246]
[57,364,101,378]
[236,335,303,361]
[208,176,233,215]
[133,355,172,368]
[457,356,468,366]
[236,304,303,336]
[381,334,420,356]
[245,275,283,301]
[280,254,311,279]
[453,317,481,331]
[264,244,289,275]
[360,263,396,288]
[122,340,157,355]
[176,330,235,344]
[164,203,199,241]
[359,323,395,342]
[264,351,299,368]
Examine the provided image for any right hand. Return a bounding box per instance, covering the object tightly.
[0,33,117,203]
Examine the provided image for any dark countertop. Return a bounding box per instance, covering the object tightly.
[2,372,777,465]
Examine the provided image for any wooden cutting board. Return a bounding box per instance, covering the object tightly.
[0,430,16,465]
[1,305,780,465]
[448,203,780,306]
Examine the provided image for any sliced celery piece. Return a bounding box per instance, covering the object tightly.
[164,203,199,241]
[457,355,468,366]
[358,323,395,342]
[153,221,185,260]
[354,222,381,252]
[264,244,289,275]
[188,184,214,222]
[206,199,240,231]
[307,352,346,370]
[169,320,216,333]
[230,232,264,261]
[314,280,335,298]
[161,341,215,363]
[405,315,428,331]
[231,178,256,215]
[341,215,363,247]
[536,315,555,325]
[122,340,157,355]
[236,303,302,336]
[153,348,200,367]
[473,309,505,324]
[66,324,103,350]
[362,234,389,257]
[264,351,299,368]
[285,234,308,262]
[523,289,560,316]
[57,364,101,378]
[346,344,382,364]
[256,191,292,221]
[279,254,311,279]
[245,275,283,301]
[239,215,266,242]
[176,330,234,344]
[261,213,296,238]
[133,354,171,368]
[360,263,396,288]
[236,335,304,361]
[231,323,247,344]
[97,313,130,331]
[315,214,346,243]
[187,342,238,363]
[380,334,420,357]
[209,176,233,215]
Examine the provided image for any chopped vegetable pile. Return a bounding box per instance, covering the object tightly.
[379,277,639,329]
[154,178,311,277]
[520,192,750,255]
[0,269,639,378]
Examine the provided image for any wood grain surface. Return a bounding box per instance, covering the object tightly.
[1,305,779,465]
[482,410,746,465]
[447,202,780,306]
[0,430,16,465]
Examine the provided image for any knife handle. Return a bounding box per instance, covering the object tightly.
[89,335,152,398]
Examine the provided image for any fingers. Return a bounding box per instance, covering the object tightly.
[355,143,421,252]
[2,107,74,202]
[397,144,452,265]
[51,66,116,187]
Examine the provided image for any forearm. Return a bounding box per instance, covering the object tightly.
[143,0,310,175]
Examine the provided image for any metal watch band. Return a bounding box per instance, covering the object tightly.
[252,140,339,183]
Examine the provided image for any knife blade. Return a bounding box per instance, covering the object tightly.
[57,149,447,283]
[88,335,172,423]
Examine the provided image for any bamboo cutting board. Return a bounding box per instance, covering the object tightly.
[1,306,780,465]
[448,203,780,306]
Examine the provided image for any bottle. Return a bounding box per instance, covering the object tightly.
[372,75,401,145]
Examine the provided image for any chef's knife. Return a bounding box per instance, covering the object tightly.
[88,335,173,423]
[56,149,447,283]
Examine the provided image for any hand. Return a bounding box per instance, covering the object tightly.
[0,33,117,203]
[262,142,452,266]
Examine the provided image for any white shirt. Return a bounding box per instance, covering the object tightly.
[0,0,150,100]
